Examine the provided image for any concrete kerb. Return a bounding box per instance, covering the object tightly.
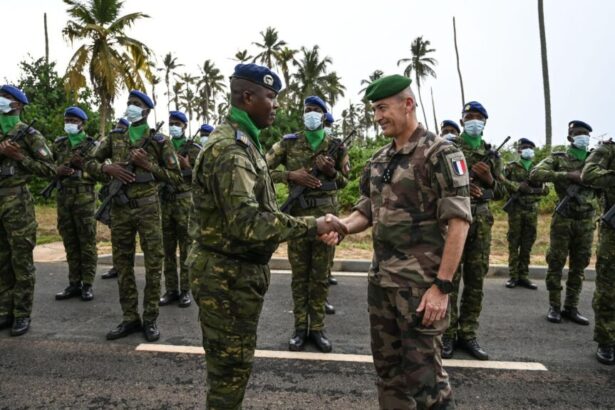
[96,254,596,281]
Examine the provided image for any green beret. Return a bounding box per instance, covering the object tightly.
[364,75,412,102]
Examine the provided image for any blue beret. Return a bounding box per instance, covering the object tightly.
[129,90,155,109]
[1,85,29,105]
[119,118,129,127]
[518,138,536,148]
[64,106,88,121]
[568,120,592,132]
[440,120,460,133]
[324,113,334,124]
[169,110,188,124]
[462,101,488,119]
[200,124,214,133]
[304,96,328,113]
[231,63,282,93]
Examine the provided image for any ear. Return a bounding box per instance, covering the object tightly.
[459,118,464,127]
[242,90,253,106]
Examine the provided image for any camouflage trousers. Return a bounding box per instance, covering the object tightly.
[288,235,333,331]
[447,211,493,341]
[110,199,163,323]
[161,195,192,293]
[188,244,270,410]
[57,190,97,285]
[0,189,37,319]
[507,207,538,281]
[545,213,594,309]
[594,223,615,346]
[368,282,454,410]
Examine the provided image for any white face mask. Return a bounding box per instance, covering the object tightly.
[169,125,184,138]
[200,136,209,145]
[520,148,535,160]
[572,135,590,150]
[303,111,323,131]
[324,127,333,137]
[464,119,485,137]
[125,104,144,123]
[0,96,13,113]
[442,133,457,142]
[64,123,81,135]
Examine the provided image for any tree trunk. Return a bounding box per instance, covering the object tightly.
[98,98,109,140]
[453,17,466,107]
[431,87,439,134]
[415,75,429,130]
[166,78,170,114]
[44,13,49,64]
[538,0,552,149]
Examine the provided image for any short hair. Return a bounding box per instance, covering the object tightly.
[230,78,262,107]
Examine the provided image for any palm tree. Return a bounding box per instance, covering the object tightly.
[538,0,552,148]
[233,49,253,63]
[359,70,384,94]
[196,60,226,123]
[292,45,333,102]
[171,81,183,111]
[276,46,298,89]
[158,52,183,114]
[179,86,196,136]
[321,72,346,108]
[397,36,438,130]
[62,0,153,137]
[252,26,286,68]
[453,17,466,107]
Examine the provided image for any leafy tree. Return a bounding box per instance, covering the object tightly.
[196,60,226,123]
[252,26,286,68]
[233,49,252,63]
[158,52,183,114]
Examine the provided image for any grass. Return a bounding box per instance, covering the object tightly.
[35,205,598,267]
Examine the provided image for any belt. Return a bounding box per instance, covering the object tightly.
[0,165,16,177]
[162,191,192,201]
[199,244,271,266]
[298,196,336,209]
[470,202,489,216]
[0,185,27,197]
[133,172,155,183]
[114,194,158,209]
[59,185,94,195]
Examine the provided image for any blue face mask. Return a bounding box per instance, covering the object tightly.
[125,104,144,123]
[0,96,13,113]
[200,136,209,145]
[169,125,183,138]
[64,123,80,135]
[303,111,323,131]
[442,133,457,142]
[520,148,535,160]
[324,127,333,137]
[464,120,485,137]
[572,135,590,150]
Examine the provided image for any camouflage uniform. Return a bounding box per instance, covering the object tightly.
[353,125,472,409]
[581,141,615,347]
[502,160,548,281]
[160,138,201,295]
[85,126,181,324]
[266,132,349,331]
[446,136,506,341]
[188,120,318,409]
[0,121,55,319]
[52,135,98,286]
[530,149,596,310]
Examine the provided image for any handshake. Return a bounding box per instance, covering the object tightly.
[315,214,349,246]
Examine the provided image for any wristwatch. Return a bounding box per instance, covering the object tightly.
[433,277,454,294]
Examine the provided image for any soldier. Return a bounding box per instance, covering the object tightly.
[440,119,461,142]
[530,121,596,326]
[502,138,548,289]
[443,101,506,361]
[330,74,471,409]
[581,138,615,365]
[0,85,55,336]
[188,63,347,409]
[53,107,98,302]
[159,110,201,308]
[266,96,350,353]
[85,90,182,342]
[100,118,129,281]
[198,123,213,146]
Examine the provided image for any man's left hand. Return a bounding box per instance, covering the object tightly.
[178,154,191,170]
[315,155,336,178]
[0,141,25,161]
[130,148,152,171]
[416,285,449,327]
[471,161,494,186]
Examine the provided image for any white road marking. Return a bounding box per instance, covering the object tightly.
[136,344,548,371]
[271,270,367,277]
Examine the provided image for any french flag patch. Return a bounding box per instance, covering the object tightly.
[452,158,467,176]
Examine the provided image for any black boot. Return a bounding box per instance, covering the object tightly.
[328,276,338,285]
[81,284,94,301]
[505,278,517,288]
[561,307,590,325]
[516,278,538,290]
[458,338,489,360]
[596,345,615,365]
[0,315,13,330]
[56,282,82,300]
[143,321,160,342]
[159,290,180,306]
[106,320,141,340]
[310,330,332,353]
[442,335,454,359]
[178,291,192,308]
[547,306,562,323]
[289,329,307,351]
[101,267,118,279]
[324,300,335,315]
[11,317,31,336]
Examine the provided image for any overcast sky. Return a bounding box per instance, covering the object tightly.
[3,0,614,147]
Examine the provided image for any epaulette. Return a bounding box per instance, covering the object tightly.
[552,152,566,157]
[192,142,203,150]
[109,128,126,135]
[235,130,252,148]
[54,136,68,144]
[152,133,166,143]
[283,133,298,140]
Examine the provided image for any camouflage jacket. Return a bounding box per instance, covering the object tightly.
[457,135,507,209]
[190,120,318,264]
[163,138,202,196]
[266,131,350,214]
[530,148,596,214]
[51,135,98,188]
[353,125,472,288]
[0,121,55,187]
[502,160,549,208]
[85,125,182,199]
[581,140,615,211]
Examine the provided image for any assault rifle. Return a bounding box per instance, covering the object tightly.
[471,135,511,201]
[0,120,36,179]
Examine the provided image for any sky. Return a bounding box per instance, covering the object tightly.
[3,0,615,148]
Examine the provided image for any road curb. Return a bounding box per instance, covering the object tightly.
[96,254,596,281]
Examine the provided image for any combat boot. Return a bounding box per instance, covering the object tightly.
[516,278,538,290]
[324,300,335,315]
[10,317,31,336]
[547,306,561,323]
[310,330,332,353]
[289,329,307,351]
[143,321,160,342]
[561,307,590,325]
[101,267,118,279]
[81,284,94,301]
[442,335,454,359]
[505,278,517,288]
[458,338,489,360]
[106,319,141,340]
[56,282,82,300]
[178,291,192,308]
[328,276,338,285]
[159,290,180,306]
[596,345,615,365]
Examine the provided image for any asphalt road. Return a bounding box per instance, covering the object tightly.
[0,263,613,409]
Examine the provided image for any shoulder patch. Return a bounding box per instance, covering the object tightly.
[110,128,126,135]
[443,151,470,188]
[283,133,298,140]
[235,130,252,148]
[152,133,165,143]
[54,136,68,144]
